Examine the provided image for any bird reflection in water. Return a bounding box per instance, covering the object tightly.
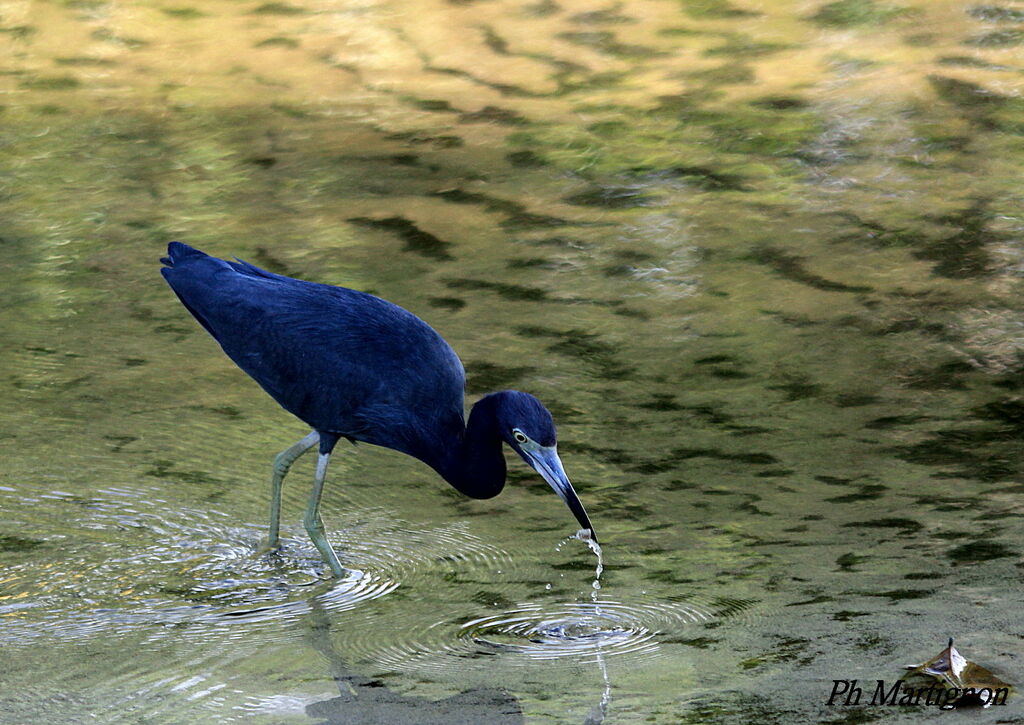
[304,591,613,725]
[304,595,524,724]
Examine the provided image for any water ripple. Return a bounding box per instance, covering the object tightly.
[325,515,516,581]
[459,600,664,660]
[367,596,735,671]
[0,489,519,644]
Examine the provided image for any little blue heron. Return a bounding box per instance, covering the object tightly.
[160,242,595,576]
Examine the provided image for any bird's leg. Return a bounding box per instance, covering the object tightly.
[304,451,344,577]
[267,431,319,549]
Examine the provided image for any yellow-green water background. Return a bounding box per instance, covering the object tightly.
[1,0,1022,722]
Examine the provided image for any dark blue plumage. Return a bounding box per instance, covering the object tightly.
[160,242,595,576]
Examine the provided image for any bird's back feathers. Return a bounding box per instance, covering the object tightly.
[160,242,466,461]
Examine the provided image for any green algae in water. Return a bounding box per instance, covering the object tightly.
[810,0,912,27]
[19,75,80,90]
[680,0,760,19]
[947,541,1016,563]
[0,535,46,552]
[967,5,1024,23]
[161,7,205,18]
[54,56,117,67]
[254,36,299,48]
[964,29,1024,47]
[0,25,35,40]
[557,31,664,59]
[250,1,304,14]
[90,28,149,48]
[703,36,794,59]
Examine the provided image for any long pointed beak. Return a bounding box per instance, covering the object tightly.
[523,445,597,542]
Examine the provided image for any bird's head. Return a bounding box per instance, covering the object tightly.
[491,391,597,542]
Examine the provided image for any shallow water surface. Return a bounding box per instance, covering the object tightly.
[1,0,1022,722]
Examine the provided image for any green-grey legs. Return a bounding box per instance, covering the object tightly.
[266,430,345,576]
[304,451,344,577]
[268,431,319,548]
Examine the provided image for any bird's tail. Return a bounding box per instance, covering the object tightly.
[160,242,207,268]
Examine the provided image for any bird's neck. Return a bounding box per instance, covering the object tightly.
[433,397,506,500]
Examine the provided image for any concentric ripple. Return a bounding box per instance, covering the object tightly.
[369,596,729,671]
[459,601,662,661]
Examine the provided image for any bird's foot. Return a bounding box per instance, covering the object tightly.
[255,537,283,557]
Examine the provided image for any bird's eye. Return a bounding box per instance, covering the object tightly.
[512,430,528,444]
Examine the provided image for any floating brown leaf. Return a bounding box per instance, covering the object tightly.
[903,638,1012,709]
